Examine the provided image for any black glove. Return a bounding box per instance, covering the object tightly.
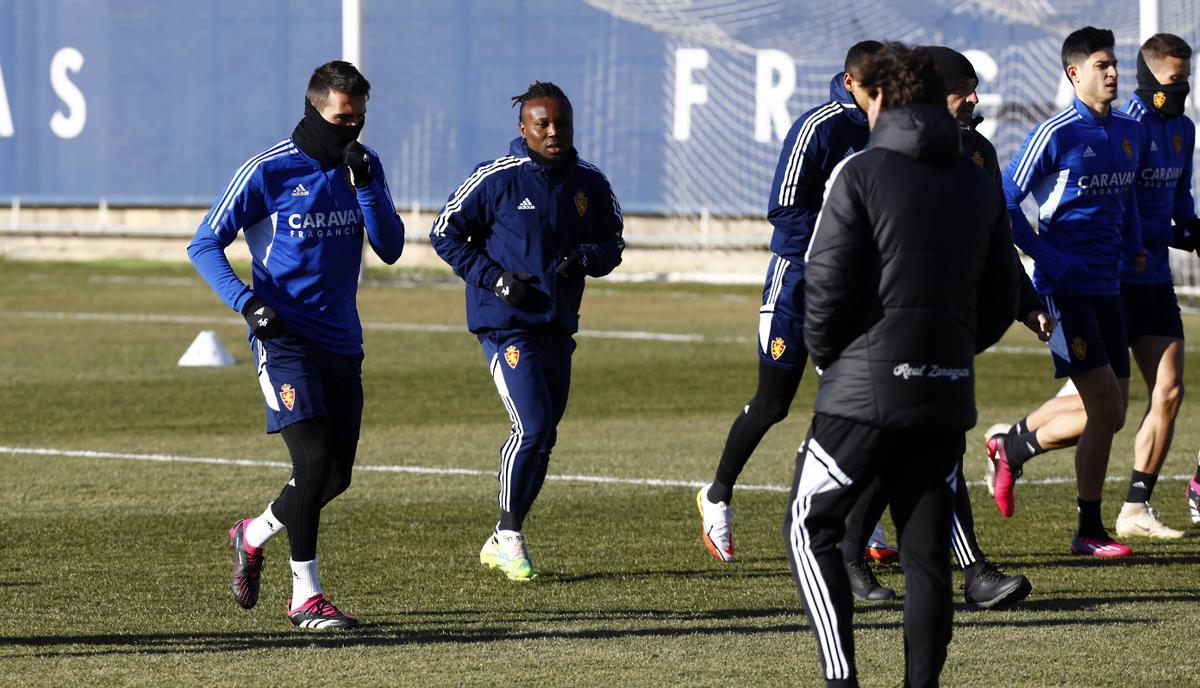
[493,271,536,308]
[555,249,587,280]
[241,296,286,339]
[343,140,373,188]
[1175,219,1200,253]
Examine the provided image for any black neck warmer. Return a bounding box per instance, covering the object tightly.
[528,146,577,174]
[1135,52,1189,119]
[291,99,364,166]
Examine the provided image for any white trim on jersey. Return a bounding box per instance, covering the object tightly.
[787,437,854,681]
[1036,168,1072,227]
[779,101,843,207]
[1013,109,1077,190]
[432,156,527,236]
[206,139,295,232]
[804,150,864,264]
[945,464,976,567]
[490,353,524,512]
[759,254,791,352]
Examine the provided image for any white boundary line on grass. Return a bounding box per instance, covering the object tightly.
[2,309,1162,353]
[1,445,1190,492]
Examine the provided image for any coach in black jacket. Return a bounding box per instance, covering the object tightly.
[782,44,1021,688]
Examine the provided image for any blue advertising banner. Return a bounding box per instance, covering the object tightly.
[2,1,1199,215]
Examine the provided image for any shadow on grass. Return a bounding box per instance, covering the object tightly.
[1006,552,1200,569]
[0,609,1154,658]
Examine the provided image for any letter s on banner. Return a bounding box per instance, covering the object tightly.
[49,47,86,139]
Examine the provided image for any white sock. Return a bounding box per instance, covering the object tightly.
[245,503,284,549]
[289,558,323,611]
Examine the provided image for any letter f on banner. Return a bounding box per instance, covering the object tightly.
[673,48,709,141]
[0,58,13,137]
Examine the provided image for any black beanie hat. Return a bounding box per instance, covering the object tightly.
[929,46,978,94]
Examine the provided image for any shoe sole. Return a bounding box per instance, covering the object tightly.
[1115,524,1184,539]
[988,439,1016,517]
[982,424,1009,497]
[1070,545,1133,558]
[864,547,899,565]
[966,577,1032,610]
[697,490,734,563]
[480,546,536,581]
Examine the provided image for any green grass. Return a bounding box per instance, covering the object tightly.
[1,259,1199,687]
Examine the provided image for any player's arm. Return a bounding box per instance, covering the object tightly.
[187,165,270,314]
[976,203,1023,353]
[1002,131,1086,280]
[1171,121,1199,250]
[766,113,826,245]
[802,161,868,369]
[428,167,504,289]
[345,143,404,265]
[576,175,624,278]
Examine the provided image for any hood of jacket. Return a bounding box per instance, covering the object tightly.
[869,102,961,163]
[829,73,868,126]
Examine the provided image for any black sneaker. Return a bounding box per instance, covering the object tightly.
[228,518,264,609]
[963,560,1031,610]
[287,594,359,629]
[845,558,897,601]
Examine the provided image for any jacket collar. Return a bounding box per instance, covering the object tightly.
[1072,96,1110,125]
[508,137,578,176]
[830,73,868,126]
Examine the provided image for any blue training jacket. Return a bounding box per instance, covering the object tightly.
[1003,97,1145,296]
[767,73,869,267]
[429,138,624,335]
[1121,93,1197,285]
[187,139,405,355]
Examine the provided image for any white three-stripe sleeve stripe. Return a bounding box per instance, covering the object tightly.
[778,102,842,207]
[765,256,790,307]
[432,157,526,236]
[209,147,295,233]
[1013,110,1076,190]
[206,140,294,232]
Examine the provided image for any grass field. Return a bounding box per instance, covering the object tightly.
[2,258,1199,687]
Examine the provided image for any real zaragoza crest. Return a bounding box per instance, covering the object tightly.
[1153,90,1167,109]
[1174,133,1184,155]
[971,150,985,167]
[574,190,588,217]
[770,337,786,360]
[1121,137,1133,160]
[1071,337,1087,361]
[504,345,520,369]
[279,383,296,411]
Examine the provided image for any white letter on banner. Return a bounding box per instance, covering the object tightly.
[673,48,709,141]
[0,58,13,137]
[755,49,794,143]
[50,47,86,139]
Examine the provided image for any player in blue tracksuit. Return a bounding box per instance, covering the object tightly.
[695,42,890,573]
[989,33,1200,539]
[188,61,404,627]
[429,81,623,581]
[987,28,1147,558]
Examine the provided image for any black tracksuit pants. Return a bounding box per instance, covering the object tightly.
[783,412,960,688]
[843,436,983,569]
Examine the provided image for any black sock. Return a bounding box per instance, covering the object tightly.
[707,480,732,505]
[1003,430,1043,467]
[1125,470,1158,503]
[498,510,521,532]
[1011,417,1029,435]
[1076,498,1105,537]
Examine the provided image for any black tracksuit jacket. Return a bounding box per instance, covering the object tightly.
[804,102,1022,432]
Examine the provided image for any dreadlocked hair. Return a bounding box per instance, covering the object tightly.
[511,81,570,119]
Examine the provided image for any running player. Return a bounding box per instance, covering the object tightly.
[188,60,405,628]
[991,27,1147,557]
[429,82,624,582]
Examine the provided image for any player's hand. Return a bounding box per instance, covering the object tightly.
[1183,219,1200,253]
[555,249,587,280]
[1023,310,1056,342]
[1133,249,1147,273]
[241,296,286,339]
[493,271,536,308]
[343,140,373,188]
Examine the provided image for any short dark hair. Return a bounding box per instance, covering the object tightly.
[511,81,570,120]
[1061,26,1115,74]
[857,43,943,108]
[306,60,371,108]
[845,40,884,77]
[1142,33,1192,64]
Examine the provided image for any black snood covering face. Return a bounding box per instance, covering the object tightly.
[291,98,364,166]
[1135,52,1190,119]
